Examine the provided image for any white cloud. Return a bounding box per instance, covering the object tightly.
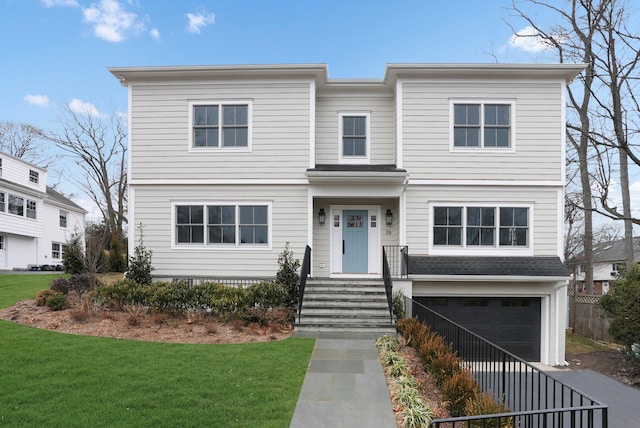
[41,0,78,7]
[82,0,143,42]
[508,26,552,53]
[24,94,51,107]
[68,98,100,116]
[149,28,160,40]
[186,11,215,34]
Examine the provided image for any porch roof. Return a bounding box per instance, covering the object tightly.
[408,256,569,279]
[306,164,408,183]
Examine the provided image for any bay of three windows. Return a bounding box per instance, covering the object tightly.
[434,206,528,247]
[176,204,268,245]
[0,192,37,219]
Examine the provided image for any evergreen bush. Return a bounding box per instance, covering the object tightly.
[126,223,154,285]
[276,243,300,308]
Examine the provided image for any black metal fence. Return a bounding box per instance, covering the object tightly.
[406,298,608,427]
[382,245,409,278]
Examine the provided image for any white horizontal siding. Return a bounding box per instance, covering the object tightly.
[132,184,308,278]
[0,154,47,193]
[404,185,560,256]
[401,80,564,181]
[130,81,311,181]
[315,93,395,164]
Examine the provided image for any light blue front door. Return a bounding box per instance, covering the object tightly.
[342,210,368,273]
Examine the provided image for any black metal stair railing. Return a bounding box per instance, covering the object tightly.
[382,247,394,323]
[406,298,608,427]
[297,245,311,323]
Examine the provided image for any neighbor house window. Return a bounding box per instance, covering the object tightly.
[26,200,37,219]
[175,203,270,247]
[0,158,3,176]
[29,170,39,184]
[52,242,61,259]
[0,235,4,250]
[453,102,513,149]
[59,210,68,228]
[191,102,250,149]
[433,205,529,248]
[8,195,24,216]
[0,192,5,212]
[339,112,370,163]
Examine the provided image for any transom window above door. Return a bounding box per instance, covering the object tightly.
[338,112,370,164]
[451,101,514,150]
[189,102,251,151]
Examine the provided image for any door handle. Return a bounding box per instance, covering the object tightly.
[342,240,345,254]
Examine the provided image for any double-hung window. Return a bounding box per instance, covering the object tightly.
[175,203,270,247]
[29,170,39,184]
[0,192,5,212]
[433,205,529,250]
[191,102,250,150]
[26,200,37,219]
[452,102,513,149]
[339,112,370,163]
[60,210,68,228]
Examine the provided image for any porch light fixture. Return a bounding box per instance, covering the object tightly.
[318,208,326,225]
[386,209,393,226]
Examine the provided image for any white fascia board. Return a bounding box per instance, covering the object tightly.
[410,275,570,282]
[129,179,309,185]
[408,179,564,187]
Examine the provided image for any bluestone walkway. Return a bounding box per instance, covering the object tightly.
[544,366,640,427]
[289,331,396,428]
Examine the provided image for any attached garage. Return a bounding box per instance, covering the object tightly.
[414,296,541,361]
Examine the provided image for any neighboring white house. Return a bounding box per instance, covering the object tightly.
[110,63,583,365]
[570,236,640,295]
[0,151,86,270]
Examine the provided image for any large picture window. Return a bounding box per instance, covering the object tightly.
[191,102,250,149]
[175,203,269,247]
[452,102,513,149]
[433,205,529,249]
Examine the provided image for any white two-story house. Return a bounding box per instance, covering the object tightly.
[110,63,583,364]
[0,152,86,270]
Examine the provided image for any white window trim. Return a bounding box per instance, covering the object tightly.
[171,201,272,250]
[338,111,371,164]
[60,210,68,228]
[449,99,516,153]
[29,170,39,184]
[188,100,253,153]
[428,202,534,256]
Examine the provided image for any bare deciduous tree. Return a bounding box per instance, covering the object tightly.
[43,105,128,240]
[0,121,51,166]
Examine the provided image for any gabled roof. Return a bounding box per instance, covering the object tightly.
[409,256,569,279]
[46,186,87,214]
[588,237,640,263]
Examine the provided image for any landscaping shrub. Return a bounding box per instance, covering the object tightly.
[465,391,512,428]
[45,292,69,311]
[441,369,479,417]
[418,332,450,371]
[67,273,92,296]
[429,349,463,386]
[50,277,70,294]
[63,233,86,275]
[95,278,146,308]
[276,242,300,308]
[396,316,419,337]
[392,288,406,319]
[35,289,56,306]
[126,223,153,285]
[248,281,287,309]
[210,284,252,318]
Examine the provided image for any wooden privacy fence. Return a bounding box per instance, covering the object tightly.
[569,294,612,343]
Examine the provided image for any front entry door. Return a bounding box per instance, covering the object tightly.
[342,210,368,273]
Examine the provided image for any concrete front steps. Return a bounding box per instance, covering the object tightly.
[295,279,396,334]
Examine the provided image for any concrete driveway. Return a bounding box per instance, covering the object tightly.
[547,367,640,427]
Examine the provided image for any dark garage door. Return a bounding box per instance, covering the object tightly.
[414,297,541,361]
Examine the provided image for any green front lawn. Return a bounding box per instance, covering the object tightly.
[0,274,314,427]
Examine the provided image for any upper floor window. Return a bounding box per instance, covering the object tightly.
[174,202,270,247]
[339,112,370,164]
[452,102,513,150]
[190,102,251,150]
[0,235,4,250]
[0,158,3,176]
[0,192,4,212]
[60,210,68,228]
[432,204,529,250]
[7,194,37,219]
[29,170,39,184]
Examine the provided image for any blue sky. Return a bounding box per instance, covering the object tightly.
[0,0,570,219]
